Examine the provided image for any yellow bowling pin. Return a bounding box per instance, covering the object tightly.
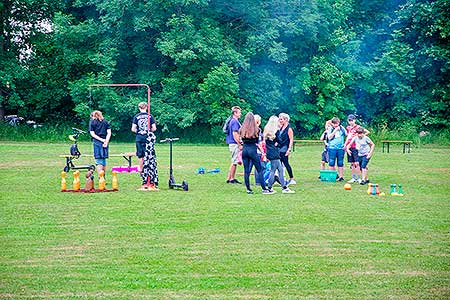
[99,170,106,191]
[112,171,118,190]
[61,171,67,191]
[73,171,80,191]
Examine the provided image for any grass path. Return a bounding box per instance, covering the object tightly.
[0,142,449,299]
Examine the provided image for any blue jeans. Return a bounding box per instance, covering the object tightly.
[328,148,344,167]
[242,144,266,191]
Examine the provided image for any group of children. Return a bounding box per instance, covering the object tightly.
[319,114,375,184]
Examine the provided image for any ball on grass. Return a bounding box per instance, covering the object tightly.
[344,183,352,190]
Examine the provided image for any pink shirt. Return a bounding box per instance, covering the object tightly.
[346,124,361,148]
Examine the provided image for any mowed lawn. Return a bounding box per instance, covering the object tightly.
[0,141,449,299]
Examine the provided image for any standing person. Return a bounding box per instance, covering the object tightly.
[131,102,158,190]
[253,114,266,186]
[264,116,295,194]
[327,117,347,181]
[89,110,112,177]
[225,106,242,184]
[319,120,332,178]
[345,114,370,183]
[346,127,375,185]
[277,113,296,185]
[239,112,270,194]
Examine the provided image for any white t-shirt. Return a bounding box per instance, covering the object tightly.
[351,136,373,156]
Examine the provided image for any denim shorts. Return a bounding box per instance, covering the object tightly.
[358,155,370,169]
[328,148,344,167]
[95,158,106,166]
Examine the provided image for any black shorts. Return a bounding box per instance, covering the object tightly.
[347,148,359,163]
[136,141,146,158]
[321,149,329,163]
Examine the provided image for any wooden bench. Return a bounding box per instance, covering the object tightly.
[60,152,136,172]
[381,140,412,153]
[293,139,323,151]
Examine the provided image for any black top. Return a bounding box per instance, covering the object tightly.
[242,137,259,145]
[89,119,110,139]
[265,138,280,160]
[133,112,156,142]
[277,124,291,152]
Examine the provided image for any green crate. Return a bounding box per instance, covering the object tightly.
[320,170,337,182]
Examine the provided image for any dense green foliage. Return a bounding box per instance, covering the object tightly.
[1,0,449,140]
[1,142,449,298]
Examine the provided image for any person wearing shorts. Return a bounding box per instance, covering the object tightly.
[132,102,156,166]
[89,110,112,177]
[225,106,242,184]
[319,120,332,175]
[345,114,369,184]
[346,127,375,185]
[131,102,157,189]
[327,117,347,181]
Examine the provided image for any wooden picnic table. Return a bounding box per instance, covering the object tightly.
[381,140,412,153]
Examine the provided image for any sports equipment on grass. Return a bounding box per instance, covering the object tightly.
[161,138,188,191]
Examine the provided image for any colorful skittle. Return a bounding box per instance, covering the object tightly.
[73,171,80,191]
[61,171,67,191]
[98,170,106,191]
[367,183,372,195]
[390,184,397,195]
[112,171,118,191]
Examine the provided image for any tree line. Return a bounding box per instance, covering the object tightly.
[1,0,449,141]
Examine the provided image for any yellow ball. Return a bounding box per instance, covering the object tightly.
[344,183,352,190]
[379,192,386,196]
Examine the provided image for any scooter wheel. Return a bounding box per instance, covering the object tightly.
[182,181,188,191]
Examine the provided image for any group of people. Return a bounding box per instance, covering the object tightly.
[87,104,375,194]
[319,114,375,185]
[88,102,158,191]
[225,106,296,194]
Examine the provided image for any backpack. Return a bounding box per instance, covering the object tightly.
[222,116,232,134]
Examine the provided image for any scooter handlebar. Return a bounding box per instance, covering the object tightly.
[160,137,180,143]
[72,127,87,134]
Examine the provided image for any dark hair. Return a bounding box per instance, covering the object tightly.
[356,127,365,134]
[239,112,259,139]
[331,117,340,125]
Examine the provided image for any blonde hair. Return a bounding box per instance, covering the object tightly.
[254,114,261,126]
[91,110,104,121]
[279,113,290,122]
[239,112,259,139]
[138,102,147,110]
[264,116,279,140]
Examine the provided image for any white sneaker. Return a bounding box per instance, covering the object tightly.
[347,178,357,183]
[262,189,275,195]
[287,179,297,186]
[357,178,362,184]
[282,188,295,194]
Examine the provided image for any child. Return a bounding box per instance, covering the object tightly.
[89,110,111,178]
[346,127,375,185]
[263,116,295,194]
[131,102,158,190]
[344,114,370,184]
[327,117,347,181]
[319,120,332,173]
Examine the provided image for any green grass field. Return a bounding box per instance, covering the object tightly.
[1,141,449,299]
